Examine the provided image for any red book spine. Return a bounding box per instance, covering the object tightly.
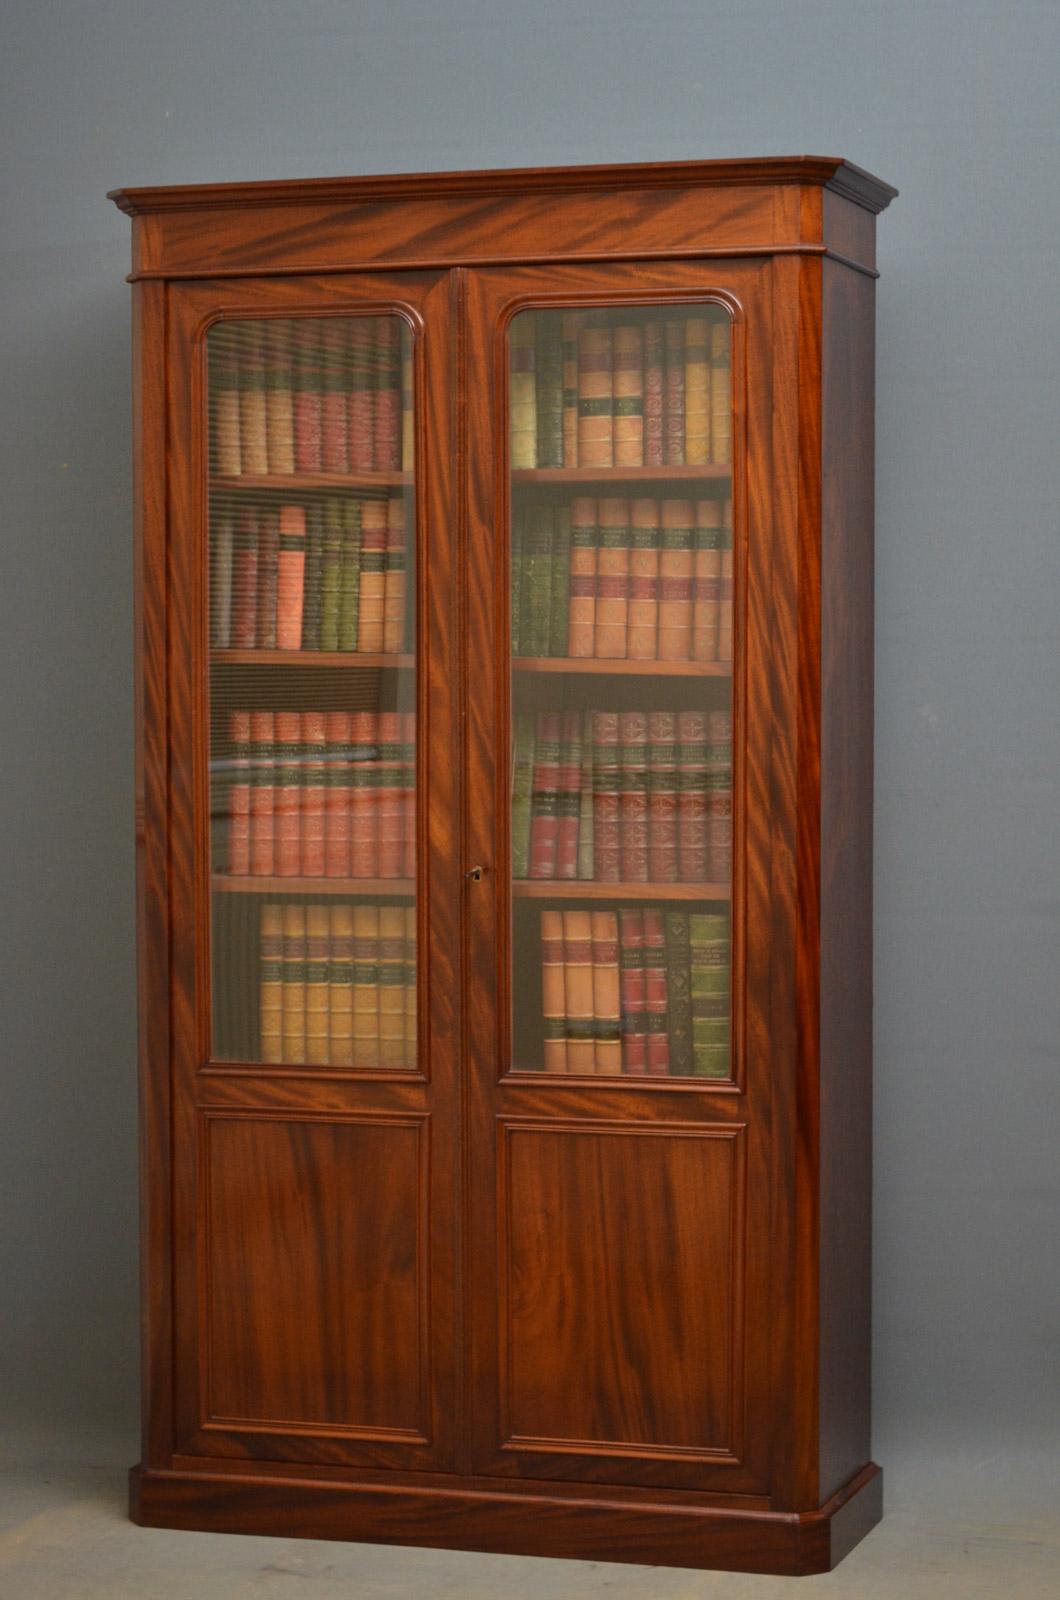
[324,710,351,878]
[248,710,275,876]
[373,319,401,470]
[554,710,582,881]
[663,320,686,466]
[254,508,279,649]
[402,710,417,880]
[643,908,670,1076]
[276,503,306,650]
[677,710,709,882]
[227,709,251,875]
[349,710,379,878]
[643,320,664,467]
[528,711,562,880]
[301,711,326,877]
[231,508,259,648]
[706,709,733,884]
[618,908,647,1075]
[320,319,349,473]
[293,322,323,472]
[347,317,375,471]
[376,711,404,878]
[647,711,679,882]
[618,710,649,882]
[591,710,621,883]
[273,710,302,876]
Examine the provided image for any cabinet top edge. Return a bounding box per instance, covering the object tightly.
[107,155,898,219]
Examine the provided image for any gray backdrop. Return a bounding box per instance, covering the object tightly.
[1,0,1057,1479]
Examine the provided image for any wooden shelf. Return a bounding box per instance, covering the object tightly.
[211,650,413,669]
[213,875,415,896]
[512,465,730,485]
[513,656,730,677]
[211,472,411,493]
[512,881,729,901]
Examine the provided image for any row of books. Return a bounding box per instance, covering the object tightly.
[510,308,731,470]
[512,494,733,662]
[538,908,729,1078]
[210,318,413,477]
[513,710,732,885]
[260,903,415,1069]
[221,710,415,880]
[209,494,411,654]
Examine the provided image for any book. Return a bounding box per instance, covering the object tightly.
[401,336,415,471]
[710,318,731,465]
[301,711,327,877]
[238,324,268,475]
[231,508,259,648]
[706,710,733,884]
[567,496,597,658]
[402,711,417,880]
[373,318,401,471]
[612,324,644,467]
[642,908,670,1076]
[253,509,279,649]
[591,911,622,1074]
[321,319,349,473]
[276,504,306,650]
[328,904,355,1065]
[248,710,275,875]
[548,505,572,656]
[273,711,302,876]
[376,712,404,878]
[318,499,343,651]
[663,910,694,1076]
[304,905,331,1064]
[404,904,417,1068]
[561,313,580,465]
[210,511,234,648]
[293,321,323,473]
[577,320,613,468]
[301,502,324,650]
[281,904,307,1064]
[684,316,711,465]
[555,710,582,881]
[658,498,694,661]
[690,911,730,1077]
[663,320,685,465]
[378,905,407,1068]
[619,710,649,882]
[576,717,595,880]
[259,904,284,1063]
[358,498,387,652]
[591,710,621,883]
[337,497,362,651]
[535,315,564,468]
[540,909,567,1072]
[562,909,595,1073]
[647,710,679,882]
[212,339,242,475]
[227,710,252,875]
[265,320,295,475]
[719,496,734,663]
[521,502,554,657]
[510,502,525,655]
[509,316,537,469]
[617,908,647,1074]
[643,319,664,468]
[383,494,407,653]
[324,711,352,878]
[595,497,629,658]
[677,710,709,882]
[692,498,722,661]
[351,903,380,1067]
[628,497,660,659]
[348,318,375,471]
[349,710,379,878]
[528,711,562,879]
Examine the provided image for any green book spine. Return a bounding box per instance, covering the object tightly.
[576,711,594,879]
[318,499,343,651]
[535,317,564,468]
[663,911,694,1076]
[521,503,554,657]
[301,502,324,650]
[510,713,536,879]
[689,910,731,1078]
[510,502,525,655]
[548,505,572,656]
[338,497,362,651]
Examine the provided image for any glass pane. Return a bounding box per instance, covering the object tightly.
[206,315,417,1068]
[509,304,733,1078]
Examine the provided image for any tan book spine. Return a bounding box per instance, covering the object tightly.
[594,496,629,658]
[265,320,295,474]
[693,497,723,662]
[658,498,694,661]
[357,498,387,653]
[540,909,567,1073]
[509,315,537,468]
[404,905,417,1070]
[378,904,406,1069]
[401,337,415,472]
[612,324,644,467]
[212,340,242,475]
[351,903,380,1069]
[710,317,732,465]
[567,496,597,658]
[684,316,711,466]
[561,312,580,465]
[383,494,407,653]
[328,904,354,1067]
[577,322,613,468]
[281,904,307,1065]
[259,904,284,1064]
[562,909,596,1074]
[628,496,660,659]
[719,496,734,663]
[238,325,269,475]
[591,911,622,1075]
[304,905,330,1065]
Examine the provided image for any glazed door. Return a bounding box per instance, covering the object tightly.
[166,274,462,1470]
[462,261,777,1493]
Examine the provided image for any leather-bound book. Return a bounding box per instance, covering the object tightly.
[373,318,401,471]
[612,323,644,467]
[555,710,583,881]
[663,319,685,465]
[567,496,597,658]
[383,494,407,653]
[528,711,562,880]
[273,711,302,876]
[258,904,284,1064]
[658,498,694,661]
[619,710,649,883]
[210,510,234,648]
[706,709,733,885]
[301,502,324,650]
[590,710,621,883]
[591,911,623,1074]
[647,710,679,883]
[304,905,331,1065]
[276,504,306,651]
[351,904,381,1068]
[642,319,664,467]
[718,496,734,663]
[577,320,613,468]
[402,712,417,880]
[692,498,722,662]
[520,502,554,658]
[510,501,525,656]
[227,710,252,876]
[710,317,731,465]
[281,904,307,1065]
[628,496,661,660]
[212,337,242,475]
[548,505,571,657]
[676,710,709,882]
[683,316,711,465]
[327,904,355,1066]
[562,909,596,1074]
[576,713,594,880]
[376,712,405,879]
[231,508,259,649]
[663,910,694,1077]
[248,710,275,876]
[337,498,362,652]
[378,905,407,1068]
[535,315,564,468]
[323,710,352,878]
[238,324,268,475]
[318,499,343,651]
[357,498,387,653]
[561,313,580,464]
[349,710,379,879]
[642,908,671,1076]
[401,334,415,472]
[347,317,375,472]
[254,509,279,649]
[509,314,537,469]
[300,711,327,877]
[320,319,349,474]
[265,320,295,475]
[595,497,630,658]
[404,905,417,1068]
[293,321,323,473]
[540,910,567,1073]
[690,911,730,1078]
[618,908,648,1074]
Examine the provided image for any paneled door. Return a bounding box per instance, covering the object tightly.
[462,261,779,1494]
[165,273,462,1470]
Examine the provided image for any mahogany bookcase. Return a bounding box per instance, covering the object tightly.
[109,156,896,1575]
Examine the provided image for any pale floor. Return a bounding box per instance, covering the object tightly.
[0,1433,1056,1599]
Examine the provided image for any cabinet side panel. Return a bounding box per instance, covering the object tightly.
[818,258,875,1498]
